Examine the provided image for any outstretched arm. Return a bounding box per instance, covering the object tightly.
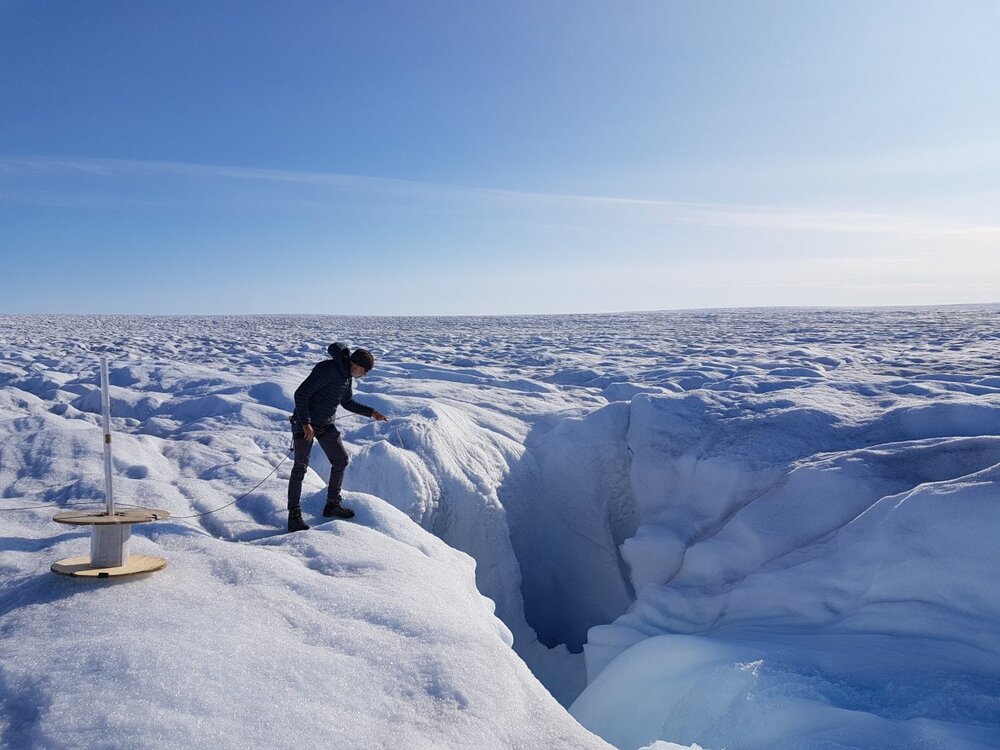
[340,378,387,420]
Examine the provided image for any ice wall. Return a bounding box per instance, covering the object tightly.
[332,398,639,704]
[573,380,1000,749]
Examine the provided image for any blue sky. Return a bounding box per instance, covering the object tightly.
[1,1,998,314]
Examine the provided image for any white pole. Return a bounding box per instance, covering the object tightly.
[100,356,115,516]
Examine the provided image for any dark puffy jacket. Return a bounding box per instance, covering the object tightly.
[293,342,374,426]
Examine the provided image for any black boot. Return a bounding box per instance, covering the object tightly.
[288,508,310,532]
[322,499,355,519]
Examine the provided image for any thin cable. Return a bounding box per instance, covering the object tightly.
[0,479,106,512]
[0,499,114,513]
[169,451,291,519]
[391,424,407,450]
[5,410,378,520]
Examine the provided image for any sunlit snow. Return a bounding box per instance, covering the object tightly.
[1,308,998,749]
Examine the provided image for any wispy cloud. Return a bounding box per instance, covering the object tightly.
[2,155,999,239]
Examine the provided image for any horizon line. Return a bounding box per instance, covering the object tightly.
[2,300,998,320]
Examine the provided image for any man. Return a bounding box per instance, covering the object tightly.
[287,342,387,532]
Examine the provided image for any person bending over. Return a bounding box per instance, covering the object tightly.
[287,342,386,532]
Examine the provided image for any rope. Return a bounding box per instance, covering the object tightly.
[2,392,377,535]
[0,480,105,513]
[2,412,397,521]
[0,451,292,520]
[168,451,291,519]
[391,424,407,450]
[0,499,112,513]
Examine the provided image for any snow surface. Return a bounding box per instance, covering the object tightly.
[1,307,999,749]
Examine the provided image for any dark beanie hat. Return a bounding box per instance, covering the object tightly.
[350,348,375,372]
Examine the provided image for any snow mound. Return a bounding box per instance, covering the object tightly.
[0,497,608,749]
[2,308,1000,749]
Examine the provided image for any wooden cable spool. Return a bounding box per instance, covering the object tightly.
[51,357,169,579]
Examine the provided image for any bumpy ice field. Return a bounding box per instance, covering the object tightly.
[1,308,999,750]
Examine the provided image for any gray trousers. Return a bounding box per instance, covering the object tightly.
[287,420,349,511]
